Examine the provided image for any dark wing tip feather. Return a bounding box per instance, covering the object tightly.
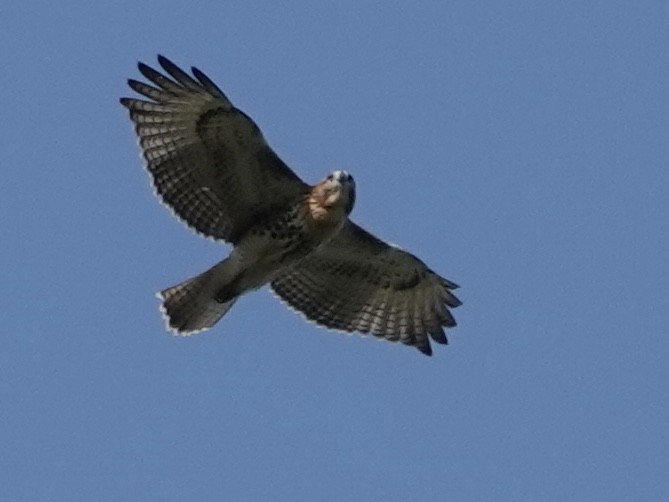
[445,292,462,309]
[447,281,461,290]
[136,59,182,93]
[156,54,172,68]
[192,66,229,100]
[137,61,157,80]
[429,326,449,345]
[441,309,457,328]
[156,54,183,78]
[157,55,201,88]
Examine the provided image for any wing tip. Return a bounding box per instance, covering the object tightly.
[156,54,180,75]
[417,343,433,356]
[429,326,449,345]
[137,60,153,76]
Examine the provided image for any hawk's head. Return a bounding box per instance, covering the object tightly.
[320,170,356,215]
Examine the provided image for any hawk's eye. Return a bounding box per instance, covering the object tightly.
[347,174,353,182]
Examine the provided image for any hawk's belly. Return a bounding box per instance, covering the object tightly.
[233,204,341,292]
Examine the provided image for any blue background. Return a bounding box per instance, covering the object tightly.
[2,1,667,500]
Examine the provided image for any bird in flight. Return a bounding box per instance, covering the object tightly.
[120,55,461,355]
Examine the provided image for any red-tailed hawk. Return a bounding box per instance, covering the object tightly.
[120,55,461,356]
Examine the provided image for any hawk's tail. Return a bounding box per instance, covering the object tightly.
[158,259,239,334]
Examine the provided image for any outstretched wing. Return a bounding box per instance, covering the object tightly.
[271,221,461,355]
[120,55,308,244]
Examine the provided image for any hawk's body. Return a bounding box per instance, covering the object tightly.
[121,56,461,355]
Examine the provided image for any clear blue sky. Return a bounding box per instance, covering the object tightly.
[2,1,668,500]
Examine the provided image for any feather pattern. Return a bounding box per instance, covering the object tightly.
[120,55,308,244]
[271,221,461,355]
